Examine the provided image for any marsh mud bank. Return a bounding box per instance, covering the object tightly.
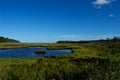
[0,47,72,58]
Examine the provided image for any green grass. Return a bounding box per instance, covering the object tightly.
[0,43,120,80]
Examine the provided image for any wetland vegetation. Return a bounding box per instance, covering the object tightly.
[0,37,120,80]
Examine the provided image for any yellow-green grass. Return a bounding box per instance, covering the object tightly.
[0,43,120,80]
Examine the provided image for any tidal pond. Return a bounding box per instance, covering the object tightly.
[0,47,71,58]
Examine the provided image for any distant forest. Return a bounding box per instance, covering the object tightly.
[0,36,19,43]
[0,36,120,43]
[57,36,120,43]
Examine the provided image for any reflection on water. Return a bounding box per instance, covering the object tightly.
[0,47,71,58]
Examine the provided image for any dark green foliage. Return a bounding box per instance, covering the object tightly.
[34,50,46,54]
[0,36,19,43]
[57,36,120,44]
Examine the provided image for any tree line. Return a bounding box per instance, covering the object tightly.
[57,36,120,43]
[0,36,19,43]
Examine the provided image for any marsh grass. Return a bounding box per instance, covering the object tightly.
[0,43,120,80]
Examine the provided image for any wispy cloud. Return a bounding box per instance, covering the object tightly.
[92,0,116,9]
[59,34,103,41]
[108,13,114,17]
[93,0,111,5]
[59,34,88,41]
[59,35,80,38]
[59,34,119,41]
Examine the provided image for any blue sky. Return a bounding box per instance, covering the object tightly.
[0,0,120,42]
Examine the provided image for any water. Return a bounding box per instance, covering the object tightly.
[0,47,72,58]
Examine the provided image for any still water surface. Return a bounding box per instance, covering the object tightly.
[0,47,71,58]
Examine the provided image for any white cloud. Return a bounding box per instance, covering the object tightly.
[94,5,101,9]
[92,0,116,9]
[109,13,114,17]
[92,0,111,5]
